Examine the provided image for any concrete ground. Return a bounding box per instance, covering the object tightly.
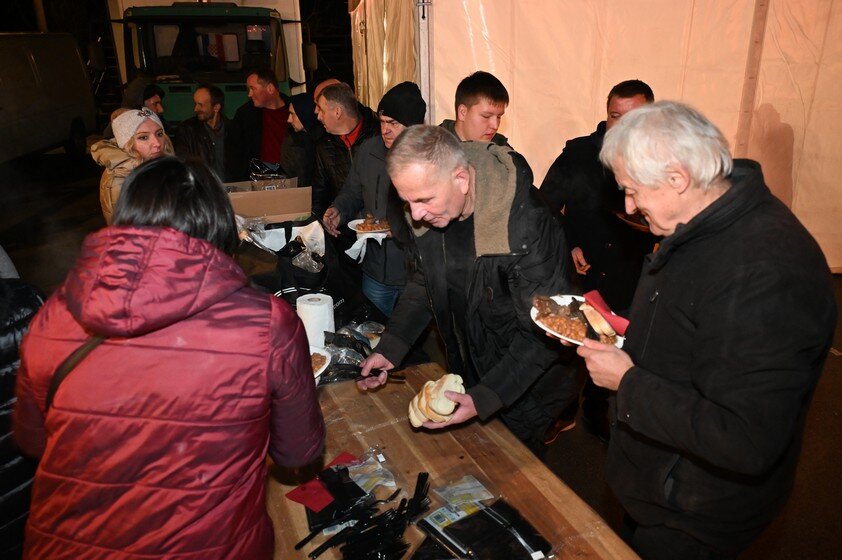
[2,150,840,558]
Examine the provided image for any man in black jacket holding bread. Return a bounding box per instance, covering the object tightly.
[577,101,836,559]
[357,125,577,456]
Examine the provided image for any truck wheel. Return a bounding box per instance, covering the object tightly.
[65,119,88,160]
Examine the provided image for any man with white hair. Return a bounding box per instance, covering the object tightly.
[577,101,835,559]
[357,125,577,456]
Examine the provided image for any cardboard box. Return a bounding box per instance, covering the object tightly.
[226,177,298,192]
[228,185,312,224]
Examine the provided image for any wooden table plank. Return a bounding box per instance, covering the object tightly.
[267,363,638,559]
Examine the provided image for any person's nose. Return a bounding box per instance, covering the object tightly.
[489,116,500,131]
[625,195,637,214]
[409,203,426,222]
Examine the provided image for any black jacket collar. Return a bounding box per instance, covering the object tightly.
[650,159,768,271]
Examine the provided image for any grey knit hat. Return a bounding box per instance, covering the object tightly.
[112,108,163,149]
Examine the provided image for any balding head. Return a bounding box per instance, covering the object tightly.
[313,78,341,102]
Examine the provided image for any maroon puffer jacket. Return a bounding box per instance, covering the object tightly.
[13,226,325,559]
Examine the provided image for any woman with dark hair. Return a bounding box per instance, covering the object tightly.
[13,158,325,559]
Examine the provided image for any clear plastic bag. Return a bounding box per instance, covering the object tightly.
[347,446,397,493]
[292,250,324,273]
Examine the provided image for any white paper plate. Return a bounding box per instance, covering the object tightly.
[310,346,331,383]
[530,295,624,348]
[348,218,390,234]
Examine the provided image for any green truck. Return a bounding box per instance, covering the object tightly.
[107,0,306,123]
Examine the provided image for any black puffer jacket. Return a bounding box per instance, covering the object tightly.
[377,143,576,447]
[312,105,379,217]
[609,160,836,553]
[540,121,657,312]
[331,136,405,286]
[0,279,44,559]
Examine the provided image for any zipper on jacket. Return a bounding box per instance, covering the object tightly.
[639,289,659,357]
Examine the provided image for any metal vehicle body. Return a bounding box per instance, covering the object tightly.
[0,33,97,162]
[106,0,305,123]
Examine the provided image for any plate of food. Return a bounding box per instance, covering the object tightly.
[310,346,330,383]
[531,295,624,348]
[348,214,390,234]
[613,210,650,233]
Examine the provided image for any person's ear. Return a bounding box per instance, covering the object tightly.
[666,165,691,193]
[454,166,470,194]
[456,104,467,121]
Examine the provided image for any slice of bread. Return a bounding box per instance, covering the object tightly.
[580,303,616,338]
[429,374,465,416]
[420,382,450,422]
[408,396,427,428]
[407,374,466,428]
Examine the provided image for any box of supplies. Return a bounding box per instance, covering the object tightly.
[227,185,312,224]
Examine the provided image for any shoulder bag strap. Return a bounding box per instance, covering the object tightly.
[45,335,107,412]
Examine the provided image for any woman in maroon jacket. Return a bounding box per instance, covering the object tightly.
[13,158,325,559]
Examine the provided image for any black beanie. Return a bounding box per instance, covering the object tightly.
[377,82,426,127]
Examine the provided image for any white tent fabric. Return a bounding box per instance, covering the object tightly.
[419,0,841,270]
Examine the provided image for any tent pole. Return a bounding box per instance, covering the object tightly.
[417,0,433,124]
[735,0,770,158]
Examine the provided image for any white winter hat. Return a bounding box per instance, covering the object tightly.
[112,108,164,149]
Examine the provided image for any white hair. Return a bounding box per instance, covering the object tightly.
[600,101,733,190]
[387,125,468,182]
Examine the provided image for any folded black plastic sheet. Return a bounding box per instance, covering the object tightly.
[415,499,551,559]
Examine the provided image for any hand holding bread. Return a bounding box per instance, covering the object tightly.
[408,374,465,428]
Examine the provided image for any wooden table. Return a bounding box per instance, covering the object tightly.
[266,363,638,559]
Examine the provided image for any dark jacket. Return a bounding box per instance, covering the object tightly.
[226,97,291,181]
[279,126,321,188]
[0,279,44,560]
[312,104,380,217]
[331,136,405,286]
[174,116,229,180]
[609,160,836,553]
[439,119,510,147]
[377,143,574,428]
[13,226,325,559]
[540,121,657,311]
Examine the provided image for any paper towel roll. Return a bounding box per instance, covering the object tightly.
[296,294,335,348]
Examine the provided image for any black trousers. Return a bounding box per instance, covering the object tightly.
[622,515,738,560]
[500,359,580,459]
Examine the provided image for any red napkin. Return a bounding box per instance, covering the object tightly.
[583,290,630,336]
[284,452,359,513]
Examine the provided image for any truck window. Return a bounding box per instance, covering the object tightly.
[133,20,278,80]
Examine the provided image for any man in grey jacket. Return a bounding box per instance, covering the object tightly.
[322,82,426,315]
